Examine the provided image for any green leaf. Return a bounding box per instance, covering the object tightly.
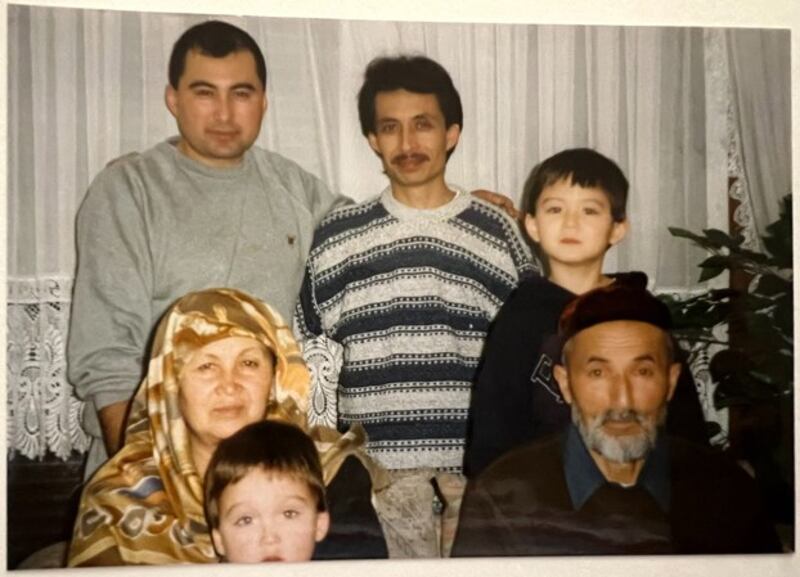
[699,254,731,269]
[762,234,792,265]
[756,274,790,297]
[703,228,740,249]
[668,227,713,246]
[762,194,793,263]
[705,421,723,439]
[698,266,725,282]
[668,227,730,254]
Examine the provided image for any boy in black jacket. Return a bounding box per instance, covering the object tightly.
[464,148,707,478]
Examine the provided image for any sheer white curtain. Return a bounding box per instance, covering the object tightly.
[6,5,790,458]
[727,28,792,249]
[332,23,714,287]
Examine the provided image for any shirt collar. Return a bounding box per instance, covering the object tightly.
[379,184,470,221]
[563,423,671,512]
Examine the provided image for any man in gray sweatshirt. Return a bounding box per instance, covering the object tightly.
[67,20,341,477]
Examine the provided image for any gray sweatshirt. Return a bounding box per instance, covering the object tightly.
[67,139,341,426]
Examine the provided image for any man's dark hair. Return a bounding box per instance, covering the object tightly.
[522,148,628,222]
[204,420,327,531]
[357,55,463,159]
[168,20,267,89]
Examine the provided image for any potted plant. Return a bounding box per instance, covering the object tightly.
[660,194,793,531]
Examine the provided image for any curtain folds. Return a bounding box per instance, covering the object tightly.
[6,6,791,458]
[727,28,792,249]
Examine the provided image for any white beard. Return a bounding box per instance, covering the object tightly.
[572,405,666,463]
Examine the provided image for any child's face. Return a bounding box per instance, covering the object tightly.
[212,468,329,563]
[525,179,627,269]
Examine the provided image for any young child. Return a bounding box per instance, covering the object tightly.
[204,420,330,563]
[464,148,707,478]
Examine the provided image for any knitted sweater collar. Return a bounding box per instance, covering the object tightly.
[380,184,469,221]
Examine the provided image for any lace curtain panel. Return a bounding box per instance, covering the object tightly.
[7,278,91,459]
[6,6,790,459]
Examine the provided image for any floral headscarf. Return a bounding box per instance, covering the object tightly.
[68,288,382,566]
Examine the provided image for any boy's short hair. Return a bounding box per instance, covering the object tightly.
[204,420,327,530]
[357,55,463,159]
[523,148,628,222]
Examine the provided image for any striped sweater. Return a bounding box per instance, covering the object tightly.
[297,186,535,472]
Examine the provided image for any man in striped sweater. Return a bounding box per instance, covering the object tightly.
[296,55,534,557]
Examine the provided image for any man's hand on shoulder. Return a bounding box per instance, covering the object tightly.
[98,400,130,456]
[471,189,520,221]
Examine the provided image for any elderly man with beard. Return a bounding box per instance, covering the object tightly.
[451,284,781,555]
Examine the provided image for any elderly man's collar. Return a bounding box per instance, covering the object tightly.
[562,424,671,512]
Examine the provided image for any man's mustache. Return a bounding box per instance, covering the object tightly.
[600,409,646,426]
[391,153,429,165]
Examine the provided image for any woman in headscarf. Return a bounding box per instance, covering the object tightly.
[68,288,388,566]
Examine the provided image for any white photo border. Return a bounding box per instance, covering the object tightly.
[1,0,797,576]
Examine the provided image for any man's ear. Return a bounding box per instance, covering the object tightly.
[367,133,381,157]
[315,511,331,543]
[165,85,178,118]
[666,362,681,402]
[445,123,461,153]
[524,213,541,243]
[553,364,572,405]
[261,92,269,115]
[609,218,629,246]
[211,528,226,557]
